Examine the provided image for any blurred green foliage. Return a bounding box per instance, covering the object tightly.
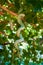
[0,0,43,65]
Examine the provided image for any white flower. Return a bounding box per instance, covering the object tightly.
[29,58,33,62]
[19,42,28,52]
[40,54,43,59]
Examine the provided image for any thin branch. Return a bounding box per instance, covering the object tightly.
[0,5,26,21]
[0,5,18,16]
